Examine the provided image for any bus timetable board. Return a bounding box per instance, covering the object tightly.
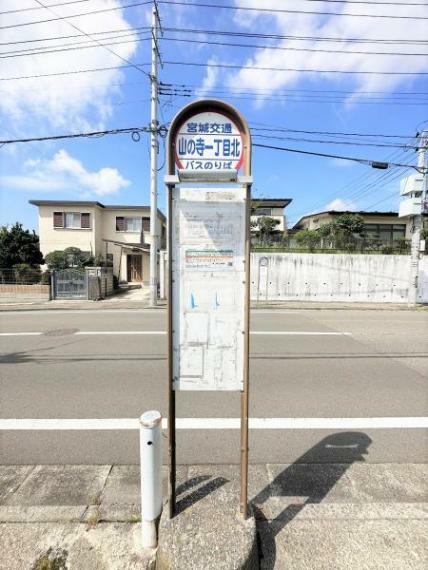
[171,187,246,391]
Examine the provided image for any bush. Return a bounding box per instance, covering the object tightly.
[12,263,41,284]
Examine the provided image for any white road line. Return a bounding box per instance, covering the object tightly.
[0,417,426,431]
[75,331,165,335]
[0,332,43,336]
[251,331,351,336]
[0,331,351,336]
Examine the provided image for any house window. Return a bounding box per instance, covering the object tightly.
[53,212,90,229]
[65,212,83,228]
[116,216,142,232]
[364,223,406,244]
[253,208,272,216]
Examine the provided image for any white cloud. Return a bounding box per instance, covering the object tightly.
[1,149,130,196]
[225,0,428,103]
[0,0,142,131]
[324,198,357,211]
[196,58,219,96]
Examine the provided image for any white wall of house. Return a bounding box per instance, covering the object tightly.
[251,252,428,303]
[38,205,99,256]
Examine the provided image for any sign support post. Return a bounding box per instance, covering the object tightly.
[165,100,252,519]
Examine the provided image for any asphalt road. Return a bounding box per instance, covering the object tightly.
[1,308,427,464]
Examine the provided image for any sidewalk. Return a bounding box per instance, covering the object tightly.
[0,299,426,312]
[1,463,426,569]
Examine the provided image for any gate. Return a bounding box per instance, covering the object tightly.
[53,269,88,299]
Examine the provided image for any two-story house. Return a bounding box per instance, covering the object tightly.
[250,198,292,238]
[291,210,417,245]
[30,200,166,284]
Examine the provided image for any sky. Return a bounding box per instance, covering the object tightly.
[0,0,427,231]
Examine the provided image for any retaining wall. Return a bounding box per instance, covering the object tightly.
[251,253,428,304]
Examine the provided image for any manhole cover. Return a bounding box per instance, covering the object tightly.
[44,328,79,336]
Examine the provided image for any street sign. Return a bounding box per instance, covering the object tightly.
[175,111,244,173]
[166,99,252,519]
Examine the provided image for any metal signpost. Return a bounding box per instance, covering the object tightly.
[165,100,252,519]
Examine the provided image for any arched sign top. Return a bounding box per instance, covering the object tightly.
[167,99,252,178]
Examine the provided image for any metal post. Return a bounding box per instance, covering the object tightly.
[167,184,176,518]
[240,183,251,519]
[159,250,166,300]
[149,2,159,307]
[408,130,427,306]
[139,410,163,549]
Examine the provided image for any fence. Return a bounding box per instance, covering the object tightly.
[0,268,51,302]
[52,267,114,300]
[251,253,428,304]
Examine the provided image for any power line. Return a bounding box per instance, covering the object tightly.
[0,26,151,47]
[252,134,418,149]
[163,26,428,45]
[2,24,425,47]
[253,142,422,171]
[6,32,427,59]
[32,0,150,78]
[0,0,90,15]
[162,82,428,97]
[249,125,418,139]
[8,59,426,81]
[0,31,151,58]
[0,34,151,60]
[158,36,428,57]
[0,126,152,145]
[0,63,150,81]
[0,1,152,30]
[158,0,428,19]
[160,87,428,106]
[163,60,428,75]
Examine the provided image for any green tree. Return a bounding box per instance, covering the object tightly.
[295,229,320,252]
[0,223,44,268]
[252,216,280,245]
[329,214,365,251]
[44,250,70,270]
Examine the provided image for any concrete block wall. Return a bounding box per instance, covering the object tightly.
[251,253,428,304]
[0,284,51,302]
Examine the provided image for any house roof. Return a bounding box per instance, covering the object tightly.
[251,198,292,208]
[29,200,166,222]
[292,210,401,229]
[102,239,150,252]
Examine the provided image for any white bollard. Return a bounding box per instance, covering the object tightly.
[139,410,163,549]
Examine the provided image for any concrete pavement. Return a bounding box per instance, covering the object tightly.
[0,462,427,569]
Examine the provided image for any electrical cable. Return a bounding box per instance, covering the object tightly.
[163,60,428,75]
[0,0,90,15]
[159,36,428,57]
[0,126,152,145]
[253,142,422,171]
[0,62,150,81]
[158,0,428,20]
[0,1,152,30]
[32,0,150,78]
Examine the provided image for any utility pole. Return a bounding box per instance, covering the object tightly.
[149,1,160,306]
[408,130,427,306]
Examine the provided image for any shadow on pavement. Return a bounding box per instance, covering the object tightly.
[176,475,229,515]
[254,431,372,570]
